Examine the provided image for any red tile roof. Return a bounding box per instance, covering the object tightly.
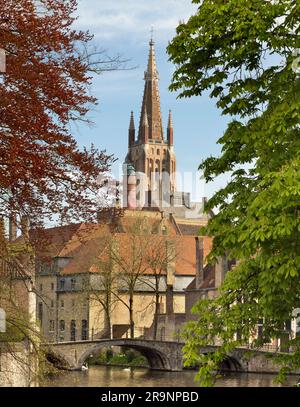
[28,215,213,277]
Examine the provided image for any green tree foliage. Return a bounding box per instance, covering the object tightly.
[168,0,300,386]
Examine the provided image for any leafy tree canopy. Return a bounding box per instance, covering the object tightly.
[168,0,300,385]
[0,0,121,228]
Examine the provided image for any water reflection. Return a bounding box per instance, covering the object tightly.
[41,366,297,387]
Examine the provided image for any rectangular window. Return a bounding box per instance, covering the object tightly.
[81,320,88,341]
[60,279,65,290]
[71,278,76,290]
[39,284,43,292]
[59,320,65,342]
[59,320,65,332]
[70,320,76,341]
[284,320,292,331]
[49,320,54,332]
[257,319,263,339]
[38,302,43,324]
[60,300,64,309]
[51,300,54,308]
[51,282,54,291]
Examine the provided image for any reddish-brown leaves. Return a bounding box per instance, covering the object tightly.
[0,0,115,228]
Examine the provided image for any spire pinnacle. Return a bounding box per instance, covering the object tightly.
[145,35,159,81]
[167,110,174,146]
[128,111,135,146]
[129,111,135,130]
[168,110,173,128]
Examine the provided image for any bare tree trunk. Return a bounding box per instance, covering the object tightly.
[153,291,160,340]
[104,309,111,339]
[129,295,134,338]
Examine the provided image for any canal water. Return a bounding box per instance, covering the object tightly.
[41,366,298,387]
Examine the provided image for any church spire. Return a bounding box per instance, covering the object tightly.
[138,37,164,142]
[125,35,177,208]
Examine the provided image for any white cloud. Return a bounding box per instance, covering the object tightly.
[75,0,197,43]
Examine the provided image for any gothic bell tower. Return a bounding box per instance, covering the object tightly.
[124,38,176,208]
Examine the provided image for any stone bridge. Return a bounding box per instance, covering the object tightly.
[43,338,185,371]
[42,339,291,373]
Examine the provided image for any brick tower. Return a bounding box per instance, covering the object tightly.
[124,38,176,208]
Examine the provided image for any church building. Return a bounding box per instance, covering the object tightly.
[123,37,177,210]
[29,38,214,343]
[122,38,208,229]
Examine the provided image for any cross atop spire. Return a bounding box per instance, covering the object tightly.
[150,25,154,46]
[145,36,159,81]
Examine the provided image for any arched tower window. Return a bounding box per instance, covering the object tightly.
[155,159,160,172]
[149,159,153,177]
[171,161,175,174]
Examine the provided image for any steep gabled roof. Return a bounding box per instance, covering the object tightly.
[25,223,82,260]
[27,212,213,278]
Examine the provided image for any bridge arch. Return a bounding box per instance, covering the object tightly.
[220,355,243,372]
[200,350,243,373]
[77,340,173,371]
[44,347,75,371]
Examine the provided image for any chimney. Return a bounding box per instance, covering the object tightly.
[215,256,228,288]
[9,215,17,241]
[195,237,204,289]
[166,285,174,315]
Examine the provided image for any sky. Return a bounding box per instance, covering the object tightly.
[73,0,230,201]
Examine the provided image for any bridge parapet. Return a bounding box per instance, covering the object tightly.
[42,339,300,374]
